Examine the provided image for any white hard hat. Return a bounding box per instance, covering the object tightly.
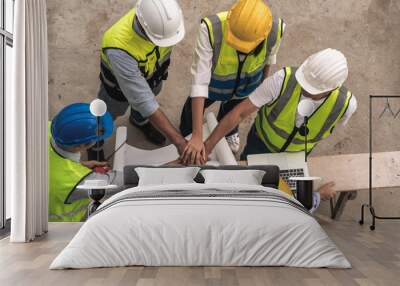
[136,0,185,47]
[295,48,349,95]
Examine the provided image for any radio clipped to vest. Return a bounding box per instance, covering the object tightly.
[145,49,170,90]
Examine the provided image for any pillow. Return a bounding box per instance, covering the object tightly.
[200,169,266,185]
[135,167,201,186]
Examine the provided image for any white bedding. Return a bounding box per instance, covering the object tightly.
[50,183,350,269]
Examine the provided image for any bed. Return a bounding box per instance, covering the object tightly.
[50,165,350,269]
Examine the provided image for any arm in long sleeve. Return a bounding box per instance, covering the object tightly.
[204,99,259,154]
[309,192,321,214]
[340,95,357,126]
[204,70,285,154]
[265,22,286,66]
[181,24,214,165]
[106,49,159,118]
[106,49,186,153]
[190,22,214,99]
[263,22,286,79]
[190,23,214,140]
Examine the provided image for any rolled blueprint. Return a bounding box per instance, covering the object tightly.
[205,113,238,165]
[112,125,219,168]
[113,127,128,171]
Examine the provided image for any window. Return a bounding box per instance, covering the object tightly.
[1,0,14,233]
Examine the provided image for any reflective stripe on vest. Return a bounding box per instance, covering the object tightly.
[48,123,92,222]
[101,9,173,86]
[48,204,89,222]
[255,67,352,153]
[203,12,284,101]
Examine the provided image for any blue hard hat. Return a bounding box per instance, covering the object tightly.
[51,103,114,147]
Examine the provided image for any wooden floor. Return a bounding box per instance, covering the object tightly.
[0,219,399,286]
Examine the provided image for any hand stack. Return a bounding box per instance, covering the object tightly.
[179,136,208,165]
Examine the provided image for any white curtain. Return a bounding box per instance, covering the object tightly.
[7,0,49,242]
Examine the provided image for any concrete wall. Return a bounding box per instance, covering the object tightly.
[47,0,400,220]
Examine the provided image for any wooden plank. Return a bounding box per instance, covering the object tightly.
[308,151,400,192]
[241,151,400,192]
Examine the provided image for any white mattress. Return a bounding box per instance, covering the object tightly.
[50,183,350,269]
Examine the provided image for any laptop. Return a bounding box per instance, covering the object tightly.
[247,152,309,190]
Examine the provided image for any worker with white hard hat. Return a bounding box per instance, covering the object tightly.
[202,48,357,206]
[49,103,114,222]
[203,48,357,159]
[203,47,357,159]
[89,0,187,160]
[179,0,286,164]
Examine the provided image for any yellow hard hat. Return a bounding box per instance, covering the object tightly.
[226,0,273,53]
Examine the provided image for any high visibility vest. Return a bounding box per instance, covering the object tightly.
[100,9,173,99]
[48,124,92,222]
[255,67,352,153]
[202,12,284,101]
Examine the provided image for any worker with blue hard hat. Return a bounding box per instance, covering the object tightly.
[49,102,114,222]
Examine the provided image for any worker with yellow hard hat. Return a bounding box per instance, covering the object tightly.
[179,0,285,165]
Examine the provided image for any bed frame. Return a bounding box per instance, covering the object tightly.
[123,165,280,189]
[87,165,280,215]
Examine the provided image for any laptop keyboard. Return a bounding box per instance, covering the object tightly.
[280,169,305,190]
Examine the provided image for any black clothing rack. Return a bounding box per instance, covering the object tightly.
[359,95,400,230]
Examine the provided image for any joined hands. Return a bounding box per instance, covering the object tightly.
[180,136,207,165]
